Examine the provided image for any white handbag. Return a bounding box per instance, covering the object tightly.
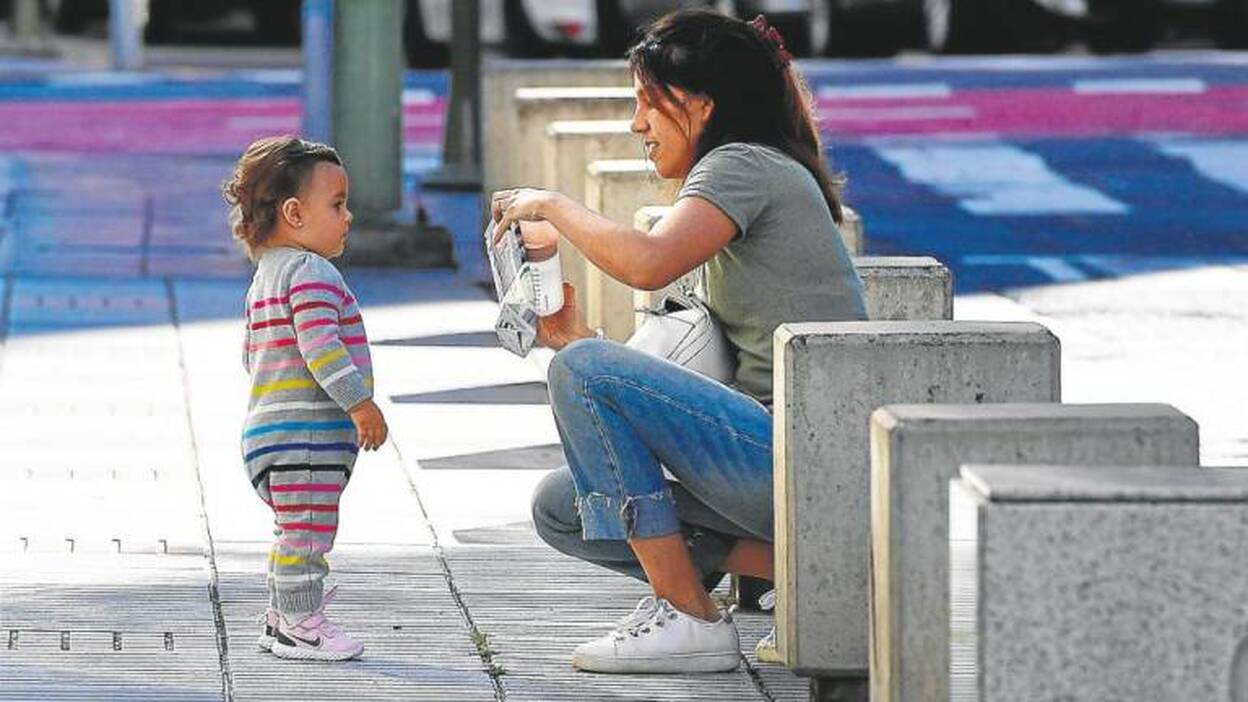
[626,283,736,385]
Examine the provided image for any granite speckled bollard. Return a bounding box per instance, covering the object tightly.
[870,403,1201,702]
[774,321,1061,678]
[950,464,1248,702]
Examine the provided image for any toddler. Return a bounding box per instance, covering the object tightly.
[224,135,388,661]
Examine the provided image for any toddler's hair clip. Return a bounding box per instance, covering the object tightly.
[748,15,793,68]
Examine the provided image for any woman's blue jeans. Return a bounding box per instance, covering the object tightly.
[532,339,773,585]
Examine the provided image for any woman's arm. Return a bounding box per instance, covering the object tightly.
[493,188,737,291]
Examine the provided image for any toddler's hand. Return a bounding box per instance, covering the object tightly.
[349,399,388,451]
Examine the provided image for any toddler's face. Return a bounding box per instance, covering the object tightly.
[292,162,352,259]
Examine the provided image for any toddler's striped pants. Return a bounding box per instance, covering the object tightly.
[251,464,351,618]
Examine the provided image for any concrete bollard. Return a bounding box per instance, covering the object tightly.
[544,120,638,300]
[840,206,865,256]
[950,464,1248,701]
[542,120,639,195]
[854,256,952,321]
[482,58,630,199]
[500,87,634,195]
[870,404,1200,702]
[773,321,1061,677]
[583,160,679,340]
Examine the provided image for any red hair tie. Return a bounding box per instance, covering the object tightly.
[748,14,792,68]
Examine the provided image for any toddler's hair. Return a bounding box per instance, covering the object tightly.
[222,135,342,260]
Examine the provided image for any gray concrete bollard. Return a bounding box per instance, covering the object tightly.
[840,206,865,256]
[481,58,630,199]
[544,120,638,300]
[498,86,634,198]
[542,120,639,196]
[870,404,1200,702]
[773,321,1061,676]
[583,160,679,340]
[950,464,1248,701]
[853,256,952,321]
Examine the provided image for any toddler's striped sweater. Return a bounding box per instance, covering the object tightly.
[241,246,372,477]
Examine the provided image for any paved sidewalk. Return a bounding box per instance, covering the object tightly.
[5,248,1244,702]
[0,267,805,701]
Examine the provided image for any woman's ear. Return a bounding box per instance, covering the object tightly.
[687,95,714,138]
[697,95,715,123]
[280,197,302,229]
[684,95,714,143]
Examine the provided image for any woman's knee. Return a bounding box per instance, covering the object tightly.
[546,338,609,400]
[531,466,582,541]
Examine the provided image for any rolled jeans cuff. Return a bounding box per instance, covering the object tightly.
[577,487,681,541]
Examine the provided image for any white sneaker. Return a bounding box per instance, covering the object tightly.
[614,595,658,630]
[753,589,782,664]
[572,597,740,674]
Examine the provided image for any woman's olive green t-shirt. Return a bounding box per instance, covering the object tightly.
[677,142,867,405]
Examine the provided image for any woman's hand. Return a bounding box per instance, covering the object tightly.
[491,188,559,241]
[537,282,596,351]
[517,220,561,260]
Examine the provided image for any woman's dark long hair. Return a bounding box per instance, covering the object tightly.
[628,9,845,224]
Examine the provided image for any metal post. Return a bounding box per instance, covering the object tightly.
[302,0,334,143]
[332,0,404,218]
[423,0,482,191]
[108,0,143,71]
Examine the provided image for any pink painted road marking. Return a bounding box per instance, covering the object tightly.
[0,97,446,154]
[817,85,1248,138]
[6,84,1242,152]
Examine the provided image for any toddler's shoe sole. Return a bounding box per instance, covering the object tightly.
[257,632,275,652]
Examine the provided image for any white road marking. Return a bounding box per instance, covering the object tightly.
[876,144,1129,215]
[1153,139,1248,194]
[1073,78,1206,94]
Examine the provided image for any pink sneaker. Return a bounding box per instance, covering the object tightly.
[270,588,364,661]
